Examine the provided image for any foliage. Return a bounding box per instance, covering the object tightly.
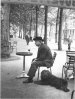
[10,4,75,38]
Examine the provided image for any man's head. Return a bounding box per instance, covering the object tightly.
[33,37,44,47]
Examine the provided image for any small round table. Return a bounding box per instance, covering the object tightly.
[16,52,33,78]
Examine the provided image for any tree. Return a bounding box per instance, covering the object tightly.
[58,8,63,50]
[55,8,60,43]
[44,6,48,44]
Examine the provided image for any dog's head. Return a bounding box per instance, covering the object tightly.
[41,70,51,81]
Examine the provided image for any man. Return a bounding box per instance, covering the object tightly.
[25,34,30,45]
[23,36,53,83]
[68,36,72,51]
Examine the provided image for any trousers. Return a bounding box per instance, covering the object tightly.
[27,60,53,79]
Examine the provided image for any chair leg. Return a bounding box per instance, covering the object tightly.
[71,90,75,99]
[62,66,67,79]
[50,68,52,74]
[62,66,64,78]
[64,69,67,79]
[37,67,40,80]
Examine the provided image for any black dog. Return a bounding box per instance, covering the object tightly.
[41,70,70,92]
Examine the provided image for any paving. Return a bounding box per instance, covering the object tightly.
[1,39,75,99]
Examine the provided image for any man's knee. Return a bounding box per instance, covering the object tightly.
[31,61,40,68]
[31,62,37,68]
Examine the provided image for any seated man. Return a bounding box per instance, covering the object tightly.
[23,36,53,83]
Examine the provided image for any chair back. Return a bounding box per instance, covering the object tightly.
[66,51,75,66]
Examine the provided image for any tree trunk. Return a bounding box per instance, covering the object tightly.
[1,4,10,41]
[19,23,22,38]
[55,8,60,43]
[1,4,10,57]
[29,9,32,37]
[35,5,38,37]
[19,26,20,38]
[40,25,43,36]
[58,8,63,50]
[44,6,48,44]
[49,24,51,38]
[23,23,26,39]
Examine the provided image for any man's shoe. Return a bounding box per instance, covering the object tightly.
[23,78,33,83]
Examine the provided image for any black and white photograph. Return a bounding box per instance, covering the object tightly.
[0,0,75,99]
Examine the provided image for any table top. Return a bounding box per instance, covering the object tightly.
[16,52,33,56]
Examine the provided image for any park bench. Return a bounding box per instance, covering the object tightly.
[1,40,11,58]
[10,41,17,51]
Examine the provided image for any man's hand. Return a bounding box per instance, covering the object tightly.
[32,58,38,63]
[32,58,35,61]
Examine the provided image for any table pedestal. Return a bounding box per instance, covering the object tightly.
[16,52,32,78]
[16,56,29,78]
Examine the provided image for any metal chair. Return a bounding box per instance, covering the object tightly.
[37,52,57,80]
[62,51,75,79]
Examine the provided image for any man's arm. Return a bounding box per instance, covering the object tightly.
[36,48,48,61]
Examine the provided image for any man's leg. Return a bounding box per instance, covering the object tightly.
[23,61,45,83]
[28,60,45,79]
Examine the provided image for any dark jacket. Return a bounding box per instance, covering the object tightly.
[37,43,53,64]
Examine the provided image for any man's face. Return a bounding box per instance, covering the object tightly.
[35,40,41,47]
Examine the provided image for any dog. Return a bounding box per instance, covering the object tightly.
[41,70,70,92]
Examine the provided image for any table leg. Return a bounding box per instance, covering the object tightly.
[16,56,29,78]
[23,56,25,71]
